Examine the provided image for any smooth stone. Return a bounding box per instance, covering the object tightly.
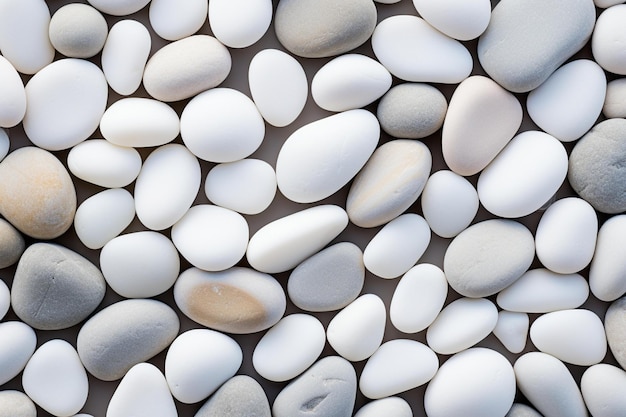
[0,55,26,128]
[593,5,626,75]
[288,242,364,312]
[49,4,107,58]
[274,0,376,58]
[354,397,412,417]
[311,54,391,112]
[477,0,595,92]
[87,0,150,15]
[412,0,491,40]
[493,311,529,354]
[248,48,308,127]
[590,215,626,301]
[604,296,626,370]
[376,83,447,139]
[0,280,8,320]
[209,0,272,48]
[205,159,277,215]
[171,205,249,271]
[372,15,472,83]
[181,88,265,162]
[514,352,588,417]
[253,314,326,382]
[149,0,207,41]
[360,339,438,399]
[247,205,349,273]
[596,0,626,6]
[106,363,177,417]
[0,390,36,417]
[11,243,105,330]
[0,322,36,385]
[569,119,626,214]
[506,404,544,417]
[174,267,286,334]
[426,297,498,355]
[100,231,180,298]
[581,364,626,417]
[134,144,201,231]
[604,78,626,118]
[101,20,151,95]
[0,0,54,74]
[0,128,7,161]
[425,348,515,417]
[74,188,135,250]
[77,299,180,381]
[363,214,430,279]
[23,59,107,150]
[194,375,271,417]
[0,218,25,268]
[100,98,180,148]
[276,109,379,203]
[444,219,535,297]
[143,35,231,102]
[326,294,386,362]
[347,139,431,228]
[272,356,357,417]
[165,329,242,404]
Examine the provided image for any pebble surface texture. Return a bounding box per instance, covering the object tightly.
[0,218,25,269]
[48,3,107,58]
[194,375,271,417]
[0,390,37,417]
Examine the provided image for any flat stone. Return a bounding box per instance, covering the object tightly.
[195,375,270,417]
[604,78,626,118]
[0,218,24,268]
[505,403,544,417]
[605,296,626,370]
[0,390,36,417]
[48,3,107,58]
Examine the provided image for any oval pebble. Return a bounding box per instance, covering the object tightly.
[412,0,491,40]
[592,5,626,75]
[174,267,286,334]
[0,218,25,269]
[195,375,271,417]
[590,215,626,301]
[493,311,529,354]
[604,78,626,118]
[360,339,438,399]
[77,299,180,381]
[48,3,107,58]
[87,0,150,15]
[100,231,180,298]
[327,294,385,363]
[209,0,272,48]
[0,322,36,386]
[581,364,626,417]
[0,55,26,128]
[276,109,379,203]
[0,390,36,417]
[253,314,326,382]
[165,329,242,404]
[602,296,626,370]
[354,397,412,417]
[0,280,8,320]
[149,0,207,41]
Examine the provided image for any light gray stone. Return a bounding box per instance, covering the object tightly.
[48,3,108,58]
[0,390,36,417]
[505,403,544,417]
[604,78,626,118]
[605,296,626,370]
[195,375,270,417]
[0,218,24,268]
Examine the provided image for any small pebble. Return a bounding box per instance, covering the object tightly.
[505,404,544,417]
[0,217,25,268]
[412,0,491,40]
[354,397,412,417]
[0,390,36,417]
[590,214,626,301]
[87,0,151,16]
[0,280,8,320]
[0,128,8,161]
[604,296,626,370]
[209,0,272,48]
[592,5,626,75]
[194,375,271,417]
[0,322,36,386]
[493,311,529,354]
[595,0,626,6]
[603,78,626,118]
[581,363,626,417]
[48,3,107,58]
[0,55,26,128]
[149,0,207,41]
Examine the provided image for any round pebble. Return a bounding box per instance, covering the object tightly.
[0,55,26,128]
[87,0,151,16]
[412,0,491,40]
[0,218,25,269]
[0,280,8,321]
[149,0,207,41]
[493,311,529,354]
[354,397,412,417]
[0,322,36,386]
[590,215,626,301]
[48,3,107,58]
[604,296,626,370]
[581,363,626,417]
[194,375,271,417]
[603,78,626,118]
[209,0,272,48]
[592,5,626,75]
[0,390,36,417]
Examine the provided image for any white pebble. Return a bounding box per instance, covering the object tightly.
[354,397,412,417]
[0,55,26,128]
[87,0,151,16]
[0,280,8,321]
[411,0,491,40]
[604,78,626,118]
[592,5,626,75]
[0,128,8,162]
[0,321,36,386]
[590,214,626,301]
[149,0,207,41]
[209,0,272,48]
[581,364,626,417]
[493,311,529,354]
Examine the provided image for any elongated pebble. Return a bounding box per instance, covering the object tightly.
[209,0,272,48]
[149,0,207,41]
[194,375,271,417]
[412,0,491,40]
[592,5,626,75]
[590,215,626,301]
[0,390,36,417]
[48,4,107,58]
[0,280,8,320]
[505,404,544,417]
[604,78,626,118]
[68,140,142,188]
[603,296,626,370]
[0,56,26,128]
[354,397,412,417]
[581,364,626,417]
[0,322,36,386]
[0,218,25,269]
[0,128,8,162]
[87,0,150,16]
[493,311,529,354]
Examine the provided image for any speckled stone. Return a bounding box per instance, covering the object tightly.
[0,390,36,417]
[48,3,108,58]
[194,375,271,417]
[505,403,544,417]
[605,296,626,371]
[0,218,24,268]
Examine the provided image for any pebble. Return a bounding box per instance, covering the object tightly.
[412,0,491,40]
[442,75,523,176]
[0,56,26,128]
[424,348,515,417]
[0,218,25,268]
[100,231,180,298]
[48,4,107,58]
[274,0,376,58]
[0,390,36,417]
[420,170,479,238]
[248,49,308,127]
[505,404,544,417]
[477,131,568,218]
[149,0,207,41]
[171,205,249,271]
[0,280,8,320]
[604,78,626,118]
[246,205,349,273]
[204,159,277,215]
[174,267,286,334]
[493,311,529,354]
[209,0,272,48]
[23,58,108,151]
[595,0,626,6]
[354,397,412,417]
[363,214,431,279]
[11,243,106,330]
[134,144,201,231]
[272,356,357,417]
[590,215,626,301]
[194,375,271,417]
[288,242,364,312]
[87,0,151,16]
[581,363,626,417]
[376,83,447,139]
[527,59,606,142]
[389,264,448,334]
[0,128,7,161]
[77,299,180,381]
[514,352,588,417]
[143,35,232,102]
[0,0,54,74]
[100,98,180,148]
[477,0,596,93]
[569,118,626,214]
[181,88,265,163]
[371,15,472,83]
[164,329,242,404]
[326,294,386,362]
[311,54,392,112]
[604,296,626,370]
[101,20,151,95]
[106,363,177,417]
[443,219,535,297]
[253,314,326,382]
[426,297,498,355]
[0,321,36,386]
[276,109,379,203]
[347,139,431,228]
[360,339,438,399]
[592,5,626,75]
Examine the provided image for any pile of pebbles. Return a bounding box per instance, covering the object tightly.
[2,0,626,416]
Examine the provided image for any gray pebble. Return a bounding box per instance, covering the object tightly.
[273,356,357,417]
[10,243,106,330]
[288,242,364,312]
[0,390,36,417]
[477,0,595,93]
[569,118,626,213]
[604,78,626,118]
[0,218,24,269]
[195,375,270,417]
[377,83,447,139]
[506,403,544,417]
[604,295,626,370]
[77,299,180,381]
[48,3,108,58]
[275,0,377,58]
